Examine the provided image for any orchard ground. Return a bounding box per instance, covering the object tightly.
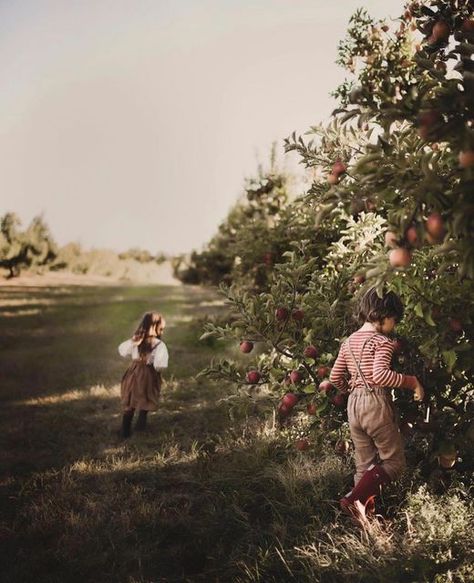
[1,282,473,583]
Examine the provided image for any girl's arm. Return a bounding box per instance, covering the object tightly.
[372,338,417,390]
[153,341,169,371]
[330,343,349,392]
[118,339,133,358]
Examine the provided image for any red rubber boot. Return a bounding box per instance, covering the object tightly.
[339,464,390,523]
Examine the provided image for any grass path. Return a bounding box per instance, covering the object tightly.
[1,284,473,582]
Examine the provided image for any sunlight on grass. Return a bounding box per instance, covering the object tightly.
[20,384,120,406]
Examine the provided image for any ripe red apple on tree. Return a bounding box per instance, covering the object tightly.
[319,380,333,393]
[275,307,289,322]
[459,150,474,168]
[317,366,330,378]
[295,438,310,451]
[240,341,254,354]
[246,370,261,384]
[389,248,412,268]
[332,393,346,408]
[332,160,346,177]
[307,402,317,415]
[425,213,445,242]
[290,370,303,384]
[429,20,451,43]
[281,392,299,408]
[461,18,474,33]
[353,274,365,285]
[418,110,441,140]
[406,226,418,246]
[303,345,318,359]
[262,252,273,266]
[448,318,463,334]
[292,309,305,322]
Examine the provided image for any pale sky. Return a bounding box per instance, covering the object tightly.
[0,0,405,255]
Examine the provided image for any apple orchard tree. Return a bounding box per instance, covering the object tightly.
[198,0,473,482]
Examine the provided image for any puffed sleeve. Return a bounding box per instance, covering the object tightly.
[118,339,133,358]
[153,341,169,370]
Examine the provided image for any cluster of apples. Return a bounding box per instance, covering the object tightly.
[275,306,305,323]
[385,212,447,268]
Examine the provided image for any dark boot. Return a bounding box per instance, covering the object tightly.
[135,410,148,431]
[120,410,134,438]
[339,464,390,523]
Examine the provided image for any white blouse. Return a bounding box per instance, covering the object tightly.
[118,338,169,370]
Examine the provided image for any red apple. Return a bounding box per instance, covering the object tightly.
[353,274,365,285]
[385,231,398,248]
[381,25,389,32]
[240,341,254,354]
[332,160,346,176]
[431,20,450,42]
[275,307,289,322]
[319,380,333,393]
[303,345,318,359]
[307,402,317,415]
[290,370,303,384]
[292,309,305,322]
[461,19,474,33]
[327,173,339,185]
[406,226,418,246]
[295,438,310,451]
[389,248,412,268]
[282,393,299,408]
[263,252,273,266]
[278,403,291,418]
[332,393,346,408]
[246,370,261,384]
[317,366,330,379]
[448,318,463,333]
[459,150,474,168]
[425,213,445,242]
[418,110,441,139]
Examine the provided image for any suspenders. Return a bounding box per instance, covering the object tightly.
[346,333,378,393]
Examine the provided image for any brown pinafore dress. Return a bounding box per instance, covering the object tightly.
[120,341,162,411]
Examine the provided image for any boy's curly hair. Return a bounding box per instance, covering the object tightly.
[357,287,404,325]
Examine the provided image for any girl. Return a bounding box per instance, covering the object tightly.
[329,287,424,521]
[118,311,169,438]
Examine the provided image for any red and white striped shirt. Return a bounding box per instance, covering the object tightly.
[329,328,417,392]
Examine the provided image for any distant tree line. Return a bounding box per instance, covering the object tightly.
[0,212,167,278]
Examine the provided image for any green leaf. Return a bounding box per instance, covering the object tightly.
[414,302,424,319]
[424,310,436,327]
[441,350,457,373]
[303,384,316,394]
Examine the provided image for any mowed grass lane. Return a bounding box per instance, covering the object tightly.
[1,284,473,583]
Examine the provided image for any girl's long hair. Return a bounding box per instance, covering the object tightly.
[132,312,166,357]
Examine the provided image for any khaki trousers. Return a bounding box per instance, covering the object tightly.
[347,387,406,486]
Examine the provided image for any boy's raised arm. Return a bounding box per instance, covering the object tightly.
[372,339,417,390]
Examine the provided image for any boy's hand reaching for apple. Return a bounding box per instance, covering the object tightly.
[414,380,425,402]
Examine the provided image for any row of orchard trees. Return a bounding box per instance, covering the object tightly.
[192,0,474,480]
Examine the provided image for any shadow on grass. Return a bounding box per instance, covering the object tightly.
[0,364,355,583]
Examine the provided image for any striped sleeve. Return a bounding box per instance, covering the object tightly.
[329,342,348,391]
[372,338,417,390]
